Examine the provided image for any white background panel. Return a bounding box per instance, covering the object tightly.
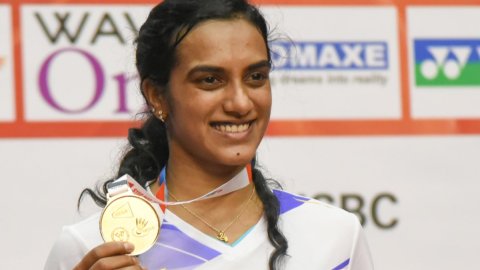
[2,137,480,269]
[408,7,480,118]
[0,5,15,122]
[21,5,151,121]
[262,7,401,119]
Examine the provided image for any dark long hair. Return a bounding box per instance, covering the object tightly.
[80,0,288,269]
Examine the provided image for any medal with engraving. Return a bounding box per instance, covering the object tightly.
[99,166,251,254]
[100,189,161,256]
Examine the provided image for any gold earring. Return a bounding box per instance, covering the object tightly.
[158,110,165,122]
[151,107,164,122]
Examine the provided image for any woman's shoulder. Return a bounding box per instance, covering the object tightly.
[44,212,103,270]
[63,211,103,245]
[273,190,371,269]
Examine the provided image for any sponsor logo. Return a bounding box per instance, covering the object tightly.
[268,41,390,88]
[414,39,480,86]
[22,7,149,120]
[37,47,136,114]
[34,11,138,45]
[309,192,398,230]
[271,41,389,70]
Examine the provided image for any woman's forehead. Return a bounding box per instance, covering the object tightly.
[174,18,268,67]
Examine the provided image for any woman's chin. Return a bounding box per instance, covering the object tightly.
[216,149,256,167]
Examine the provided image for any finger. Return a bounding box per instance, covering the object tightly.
[74,242,134,270]
[91,255,141,270]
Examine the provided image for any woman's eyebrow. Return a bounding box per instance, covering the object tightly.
[187,60,271,78]
[246,60,271,72]
[187,65,225,77]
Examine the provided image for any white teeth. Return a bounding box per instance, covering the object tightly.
[213,123,250,133]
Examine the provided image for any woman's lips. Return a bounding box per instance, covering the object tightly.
[210,121,254,133]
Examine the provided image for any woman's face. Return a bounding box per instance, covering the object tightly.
[163,18,271,169]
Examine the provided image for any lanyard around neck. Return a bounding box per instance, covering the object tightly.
[107,164,253,212]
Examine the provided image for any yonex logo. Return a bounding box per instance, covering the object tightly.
[414,39,480,86]
[271,41,388,70]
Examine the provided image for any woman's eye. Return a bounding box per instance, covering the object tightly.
[195,75,223,90]
[252,73,263,80]
[203,76,218,84]
[247,72,268,86]
[253,71,271,81]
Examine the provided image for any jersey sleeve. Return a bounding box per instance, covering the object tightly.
[44,226,88,270]
[348,216,374,270]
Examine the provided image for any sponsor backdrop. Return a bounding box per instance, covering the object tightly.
[1,0,479,269]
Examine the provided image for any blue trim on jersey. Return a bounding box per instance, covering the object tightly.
[140,222,222,269]
[141,190,312,269]
[230,225,255,247]
[273,190,309,214]
[332,258,350,270]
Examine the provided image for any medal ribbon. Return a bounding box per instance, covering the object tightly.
[107,164,253,212]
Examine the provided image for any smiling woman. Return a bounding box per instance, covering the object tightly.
[44,1,373,270]
[144,18,272,172]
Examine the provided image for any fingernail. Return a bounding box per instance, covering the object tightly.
[124,242,134,252]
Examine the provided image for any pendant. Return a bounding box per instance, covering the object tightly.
[217,231,229,243]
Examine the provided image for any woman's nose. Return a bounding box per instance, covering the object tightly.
[223,81,254,117]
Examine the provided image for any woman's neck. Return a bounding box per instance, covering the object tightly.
[152,156,248,200]
[149,156,261,245]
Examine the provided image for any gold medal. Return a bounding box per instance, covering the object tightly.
[100,192,161,256]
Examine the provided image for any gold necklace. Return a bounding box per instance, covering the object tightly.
[169,185,255,243]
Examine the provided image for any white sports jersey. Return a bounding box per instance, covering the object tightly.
[44,190,373,270]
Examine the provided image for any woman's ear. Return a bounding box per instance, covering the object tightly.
[142,79,169,121]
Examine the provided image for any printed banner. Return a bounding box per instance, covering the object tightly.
[1,1,480,136]
[408,7,480,118]
[21,5,150,121]
[264,7,401,119]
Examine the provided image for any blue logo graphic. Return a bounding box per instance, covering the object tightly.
[271,41,389,70]
[414,39,480,86]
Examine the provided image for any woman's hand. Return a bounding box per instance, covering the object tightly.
[73,242,145,270]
